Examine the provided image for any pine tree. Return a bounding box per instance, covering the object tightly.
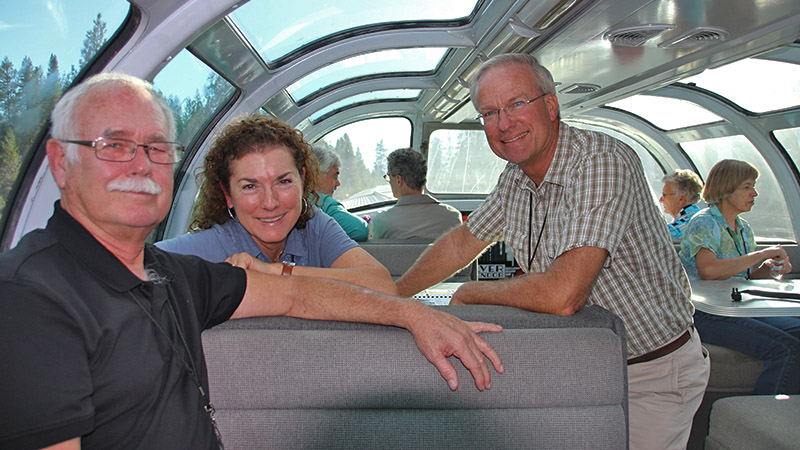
[41,54,63,115]
[79,13,107,68]
[371,139,387,177]
[0,58,18,123]
[62,65,79,87]
[164,94,185,137]
[0,127,21,214]
[14,57,44,145]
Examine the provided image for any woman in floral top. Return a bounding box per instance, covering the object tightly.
[680,159,800,395]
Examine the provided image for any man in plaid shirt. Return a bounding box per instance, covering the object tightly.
[397,53,709,450]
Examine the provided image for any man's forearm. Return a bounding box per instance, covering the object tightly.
[396,225,488,297]
[235,269,413,325]
[294,265,398,295]
[234,267,503,391]
[450,246,605,316]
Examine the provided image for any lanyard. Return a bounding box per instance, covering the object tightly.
[128,289,225,450]
[528,192,549,272]
[726,225,750,279]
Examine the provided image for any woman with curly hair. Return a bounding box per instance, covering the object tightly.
[157,114,396,294]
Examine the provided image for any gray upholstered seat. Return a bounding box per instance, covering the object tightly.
[359,239,476,281]
[202,304,629,450]
[705,395,800,450]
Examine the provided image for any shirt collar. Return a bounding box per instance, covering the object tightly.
[48,201,166,293]
[540,122,574,188]
[507,122,572,192]
[676,204,700,220]
[395,194,437,206]
[708,204,744,232]
[221,213,310,264]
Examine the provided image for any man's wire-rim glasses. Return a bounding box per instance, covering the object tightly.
[476,93,547,126]
[59,137,185,164]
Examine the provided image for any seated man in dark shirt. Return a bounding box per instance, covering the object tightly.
[0,73,503,450]
[372,148,462,240]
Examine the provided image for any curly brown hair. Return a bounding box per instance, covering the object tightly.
[191,113,321,230]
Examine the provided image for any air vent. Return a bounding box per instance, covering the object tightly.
[659,27,730,48]
[603,24,675,47]
[560,83,600,94]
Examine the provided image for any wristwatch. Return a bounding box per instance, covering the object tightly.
[281,261,296,276]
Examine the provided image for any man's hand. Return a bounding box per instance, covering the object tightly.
[226,252,282,275]
[406,306,503,391]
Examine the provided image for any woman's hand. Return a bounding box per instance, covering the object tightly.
[759,245,791,274]
[226,252,283,275]
[759,245,788,262]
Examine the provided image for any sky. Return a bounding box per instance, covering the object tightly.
[1,0,129,75]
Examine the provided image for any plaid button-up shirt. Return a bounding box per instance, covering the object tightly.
[467,123,693,357]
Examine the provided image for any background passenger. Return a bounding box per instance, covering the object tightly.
[660,169,703,240]
[372,148,462,240]
[680,158,800,395]
[680,159,791,280]
[312,145,369,241]
[157,114,395,294]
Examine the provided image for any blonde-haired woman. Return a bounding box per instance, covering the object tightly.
[680,159,799,395]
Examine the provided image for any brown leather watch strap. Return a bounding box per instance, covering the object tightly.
[281,262,295,276]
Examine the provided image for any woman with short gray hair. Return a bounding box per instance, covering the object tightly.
[312,145,369,241]
[660,169,703,239]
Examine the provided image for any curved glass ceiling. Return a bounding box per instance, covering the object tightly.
[287,47,449,103]
[230,0,478,64]
[680,57,800,113]
[310,89,422,122]
[607,95,723,130]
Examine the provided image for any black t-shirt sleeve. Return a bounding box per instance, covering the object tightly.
[0,280,95,449]
[150,246,247,329]
[196,260,247,329]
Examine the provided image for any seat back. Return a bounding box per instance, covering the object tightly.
[360,238,476,281]
[203,304,629,450]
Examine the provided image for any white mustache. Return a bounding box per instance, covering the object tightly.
[107,177,163,195]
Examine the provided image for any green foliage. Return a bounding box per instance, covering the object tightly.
[0,128,20,213]
[80,14,107,68]
[0,12,109,222]
[162,72,234,148]
[371,139,387,176]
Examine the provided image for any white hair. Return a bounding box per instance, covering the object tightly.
[312,145,342,172]
[50,72,176,163]
[469,53,559,118]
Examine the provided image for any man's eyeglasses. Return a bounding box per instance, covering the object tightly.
[383,173,392,182]
[476,93,547,126]
[59,137,185,165]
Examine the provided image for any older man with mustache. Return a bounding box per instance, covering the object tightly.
[0,73,503,450]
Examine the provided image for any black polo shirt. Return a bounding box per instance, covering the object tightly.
[0,202,247,450]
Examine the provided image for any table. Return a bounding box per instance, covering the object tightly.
[691,278,800,317]
[413,279,800,316]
